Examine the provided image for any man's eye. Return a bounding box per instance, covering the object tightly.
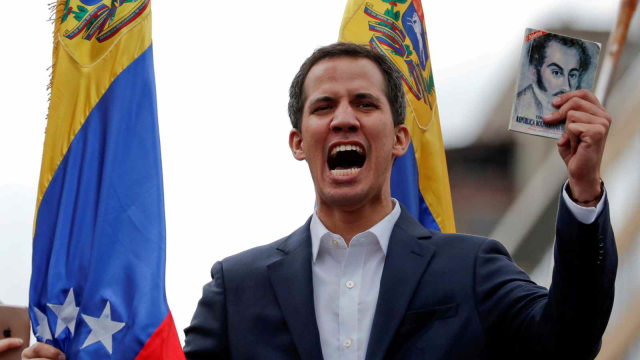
[312,105,331,113]
[551,70,561,77]
[569,72,578,80]
[358,102,377,109]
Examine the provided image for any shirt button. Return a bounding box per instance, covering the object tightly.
[332,239,339,246]
[343,338,352,348]
[346,280,355,289]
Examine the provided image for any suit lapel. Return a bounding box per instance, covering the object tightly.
[365,209,435,360]
[267,220,323,360]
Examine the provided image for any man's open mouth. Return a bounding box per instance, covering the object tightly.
[327,144,366,176]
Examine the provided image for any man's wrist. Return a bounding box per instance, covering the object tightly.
[566,179,604,207]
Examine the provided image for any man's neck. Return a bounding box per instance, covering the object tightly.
[315,197,394,245]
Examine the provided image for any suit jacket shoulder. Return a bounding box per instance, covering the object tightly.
[185,217,323,360]
[393,206,495,269]
[218,218,311,287]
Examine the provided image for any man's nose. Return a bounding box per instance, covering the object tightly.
[330,102,359,132]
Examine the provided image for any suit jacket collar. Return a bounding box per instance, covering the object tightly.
[365,206,435,360]
[267,207,436,360]
[267,218,324,360]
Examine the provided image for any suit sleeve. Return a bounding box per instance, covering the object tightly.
[183,261,231,360]
[475,195,617,359]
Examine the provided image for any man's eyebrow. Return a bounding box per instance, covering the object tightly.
[307,96,335,106]
[353,92,381,102]
[546,62,563,70]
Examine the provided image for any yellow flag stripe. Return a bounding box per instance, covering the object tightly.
[35,2,152,232]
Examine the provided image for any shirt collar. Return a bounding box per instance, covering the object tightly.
[310,199,401,262]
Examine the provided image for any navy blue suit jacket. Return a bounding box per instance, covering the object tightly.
[184,199,616,359]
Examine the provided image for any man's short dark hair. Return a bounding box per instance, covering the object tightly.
[288,42,406,131]
[528,33,591,88]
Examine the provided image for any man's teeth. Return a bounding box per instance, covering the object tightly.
[330,168,361,176]
[330,144,364,157]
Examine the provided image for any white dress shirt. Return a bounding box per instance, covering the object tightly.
[311,200,401,360]
[310,188,604,360]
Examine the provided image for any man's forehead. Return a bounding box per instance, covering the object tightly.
[302,57,386,101]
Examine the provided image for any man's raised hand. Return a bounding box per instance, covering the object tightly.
[542,89,611,206]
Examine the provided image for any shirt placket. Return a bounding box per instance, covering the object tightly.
[338,238,366,359]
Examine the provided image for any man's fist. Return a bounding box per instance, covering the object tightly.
[543,89,611,206]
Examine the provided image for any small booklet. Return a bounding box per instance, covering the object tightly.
[508,28,601,138]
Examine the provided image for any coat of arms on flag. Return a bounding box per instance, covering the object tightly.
[58,0,151,65]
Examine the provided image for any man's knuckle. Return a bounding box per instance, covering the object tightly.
[577,89,589,97]
[21,346,33,357]
[578,97,592,109]
[562,99,573,111]
[598,123,609,135]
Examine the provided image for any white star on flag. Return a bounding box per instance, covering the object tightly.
[47,288,80,337]
[81,301,125,354]
[33,307,52,341]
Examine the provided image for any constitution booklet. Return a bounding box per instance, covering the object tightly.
[508,28,601,138]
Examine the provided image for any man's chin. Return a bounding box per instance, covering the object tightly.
[316,188,369,210]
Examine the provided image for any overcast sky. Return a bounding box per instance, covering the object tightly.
[1,0,635,343]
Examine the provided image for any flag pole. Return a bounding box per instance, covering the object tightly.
[594,0,638,105]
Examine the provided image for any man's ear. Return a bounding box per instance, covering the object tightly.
[289,129,306,161]
[392,124,411,158]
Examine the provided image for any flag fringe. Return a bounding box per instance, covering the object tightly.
[46,1,66,119]
[35,1,65,237]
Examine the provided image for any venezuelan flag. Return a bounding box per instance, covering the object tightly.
[340,0,455,232]
[29,1,184,358]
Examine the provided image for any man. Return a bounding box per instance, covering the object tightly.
[181,43,615,359]
[24,43,616,359]
[516,33,592,119]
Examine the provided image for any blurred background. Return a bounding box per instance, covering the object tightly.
[1,1,638,358]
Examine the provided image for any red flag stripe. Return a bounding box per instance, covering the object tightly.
[135,312,185,360]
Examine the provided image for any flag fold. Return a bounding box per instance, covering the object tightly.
[30,1,184,358]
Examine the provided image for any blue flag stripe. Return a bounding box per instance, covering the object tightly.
[390,142,441,232]
[30,45,168,359]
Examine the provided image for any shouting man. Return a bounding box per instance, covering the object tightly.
[183,43,616,359]
[25,42,616,360]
